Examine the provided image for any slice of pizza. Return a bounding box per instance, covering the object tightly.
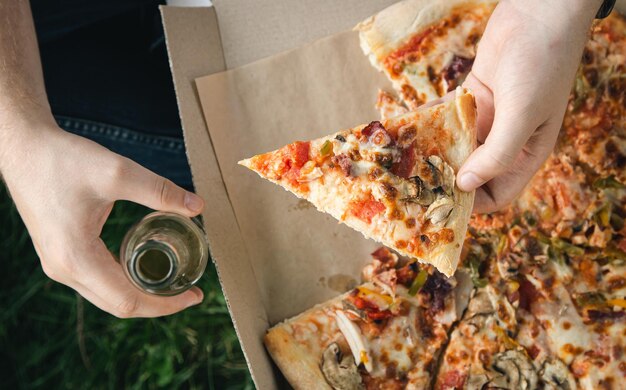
[356,0,496,108]
[435,284,533,390]
[562,12,626,186]
[264,247,474,389]
[240,89,476,276]
[376,90,409,121]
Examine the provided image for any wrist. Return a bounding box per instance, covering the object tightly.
[570,0,605,17]
[0,107,60,173]
[508,0,603,25]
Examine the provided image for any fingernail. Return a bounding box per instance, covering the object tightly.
[184,192,204,213]
[458,172,485,191]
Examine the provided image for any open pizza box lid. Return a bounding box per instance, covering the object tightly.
[160,1,626,388]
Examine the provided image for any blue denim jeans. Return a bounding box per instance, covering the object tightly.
[32,1,194,190]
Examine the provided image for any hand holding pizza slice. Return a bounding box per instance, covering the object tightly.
[240,88,477,277]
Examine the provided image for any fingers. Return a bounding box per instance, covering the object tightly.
[71,240,204,318]
[470,122,560,213]
[457,91,539,193]
[108,157,204,217]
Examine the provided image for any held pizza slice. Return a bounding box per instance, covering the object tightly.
[240,89,477,276]
[356,0,496,108]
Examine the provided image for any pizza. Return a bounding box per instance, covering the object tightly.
[265,247,474,389]
[240,89,477,277]
[356,0,497,109]
[562,13,626,186]
[376,90,409,121]
[258,1,626,389]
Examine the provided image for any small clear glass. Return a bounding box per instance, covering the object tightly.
[120,212,208,296]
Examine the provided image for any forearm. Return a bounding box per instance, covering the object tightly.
[0,1,55,170]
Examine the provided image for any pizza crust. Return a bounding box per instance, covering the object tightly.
[264,327,333,390]
[422,89,476,276]
[356,0,498,70]
[264,296,345,390]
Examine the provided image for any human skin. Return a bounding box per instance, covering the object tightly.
[0,1,205,318]
[457,0,604,213]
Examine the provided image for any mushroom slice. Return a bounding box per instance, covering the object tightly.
[335,310,373,372]
[320,343,364,390]
[427,155,455,195]
[540,358,576,390]
[425,196,455,226]
[465,373,489,390]
[441,160,456,196]
[489,350,538,390]
[426,155,444,188]
[399,176,435,206]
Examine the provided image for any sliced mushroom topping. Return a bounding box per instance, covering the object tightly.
[441,160,456,196]
[425,196,455,226]
[335,310,373,372]
[465,287,497,329]
[488,350,538,390]
[540,358,576,390]
[426,155,444,188]
[321,343,364,390]
[427,155,455,195]
[465,373,489,390]
[400,176,436,206]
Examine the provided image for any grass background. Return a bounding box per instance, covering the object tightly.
[0,183,253,389]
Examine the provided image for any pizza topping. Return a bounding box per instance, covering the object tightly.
[442,55,474,92]
[593,175,625,189]
[586,309,625,322]
[539,358,577,390]
[376,91,409,121]
[335,310,373,372]
[425,196,455,227]
[369,127,392,148]
[361,121,385,138]
[331,154,352,176]
[399,176,436,206]
[349,196,386,223]
[372,270,397,297]
[427,155,456,196]
[320,140,334,157]
[487,350,538,390]
[297,161,324,183]
[371,247,398,265]
[321,343,364,390]
[408,269,429,296]
[419,271,453,315]
[354,286,394,312]
[438,370,466,389]
[396,262,419,286]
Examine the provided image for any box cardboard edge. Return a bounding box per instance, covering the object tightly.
[160,6,277,389]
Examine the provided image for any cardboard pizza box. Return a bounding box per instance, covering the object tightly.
[160,1,626,388]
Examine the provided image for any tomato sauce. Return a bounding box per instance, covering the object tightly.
[350,196,386,223]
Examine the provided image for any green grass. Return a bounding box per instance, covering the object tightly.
[0,183,253,389]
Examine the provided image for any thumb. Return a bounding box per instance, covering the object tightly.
[109,157,204,217]
[457,100,536,192]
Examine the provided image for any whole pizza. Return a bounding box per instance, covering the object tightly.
[239,0,626,388]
